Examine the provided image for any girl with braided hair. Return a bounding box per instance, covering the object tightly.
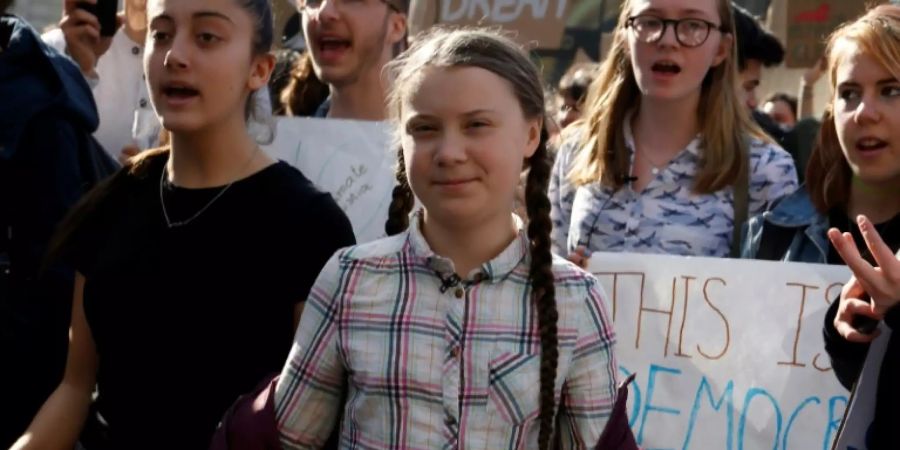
[274,27,619,449]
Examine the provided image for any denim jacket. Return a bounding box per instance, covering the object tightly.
[741,189,831,263]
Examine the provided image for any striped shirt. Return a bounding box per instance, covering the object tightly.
[550,121,798,257]
[275,212,618,449]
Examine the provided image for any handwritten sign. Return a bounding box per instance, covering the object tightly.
[409,0,610,81]
[785,0,885,68]
[264,117,397,243]
[589,252,851,449]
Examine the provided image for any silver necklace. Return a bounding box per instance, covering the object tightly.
[159,147,260,228]
[635,147,667,175]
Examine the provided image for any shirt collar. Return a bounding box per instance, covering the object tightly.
[405,209,530,283]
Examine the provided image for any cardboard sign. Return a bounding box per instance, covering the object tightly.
[409,0,612,81]
[785,0,885,68]
[588,252,851,449]
[264,117,397,243]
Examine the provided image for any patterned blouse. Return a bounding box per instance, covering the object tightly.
[275,212,618,449]
[549,121,798,257]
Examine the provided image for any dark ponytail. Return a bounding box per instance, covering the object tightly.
[525,128,559,450]
[385,146,415,236]
[385,28,561,448]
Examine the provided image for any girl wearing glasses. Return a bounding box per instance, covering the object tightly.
[549,0,798,261]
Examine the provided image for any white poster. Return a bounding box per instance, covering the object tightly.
[588,252,852,450]
[264,117,397,243]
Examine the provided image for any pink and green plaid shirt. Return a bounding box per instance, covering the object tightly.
[275,213,618,449]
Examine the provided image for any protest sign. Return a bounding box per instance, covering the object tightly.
[409,0,613,81]
[785,0,885,68]
[264,117,396,243]
[589,252,851,449]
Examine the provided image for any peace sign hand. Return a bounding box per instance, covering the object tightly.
[828,215,900,317]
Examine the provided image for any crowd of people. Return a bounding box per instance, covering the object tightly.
[1,0,898,448]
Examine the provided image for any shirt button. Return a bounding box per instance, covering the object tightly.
[454,287,464,299]
[139,98,148,108]
[132,46,140,55]
[450,347,460,358]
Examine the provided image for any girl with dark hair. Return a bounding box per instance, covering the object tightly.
[274,27,618,450]
[12,0,354,448]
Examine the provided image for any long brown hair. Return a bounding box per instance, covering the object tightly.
[807,4,900,213]
[279,51,330,117]
[47,0,276,263]
[569,0,768,193]
[383,27,560,449]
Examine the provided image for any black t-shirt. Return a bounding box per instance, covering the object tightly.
[68,155,355,449]
[827,209,900,265]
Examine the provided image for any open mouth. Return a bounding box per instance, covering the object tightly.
[856,137,888,152]
[163,84,200,100]
[651,60,682,75]
[319,36,351,54]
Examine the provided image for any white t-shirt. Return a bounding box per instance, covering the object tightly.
[43,27,159,159]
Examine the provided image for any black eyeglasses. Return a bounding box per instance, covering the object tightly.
[625,15,726,48]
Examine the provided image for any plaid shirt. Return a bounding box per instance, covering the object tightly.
[275,213,618,449]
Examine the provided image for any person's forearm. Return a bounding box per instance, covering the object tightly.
[798,81,815,119]
[10,382,92,450]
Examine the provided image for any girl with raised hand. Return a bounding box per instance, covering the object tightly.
[743,5,900,265]
[743,5,900,447]
[12,0,354,448]
[275,28,618,450]
[550,0,798,261]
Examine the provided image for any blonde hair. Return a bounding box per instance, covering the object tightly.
[569,0,769,193]
[806,4,900,212]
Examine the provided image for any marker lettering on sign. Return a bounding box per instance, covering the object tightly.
[594,271,645,322]
[637,364,682,444]
[637,277,677,355]
[738,388,783,450]
[782,396,821,450]
[440,0,569,23]
[824,396,848,450]
[682,376,735,450]
[779,282,819,368]
[675,276,697,358]
[813,282,844,372]
[698,277,731,360]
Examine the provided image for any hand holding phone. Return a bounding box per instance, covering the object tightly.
[60,0,119,76]
[75,0,118,37]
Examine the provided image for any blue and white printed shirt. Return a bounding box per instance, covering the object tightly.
[549,121,798,257]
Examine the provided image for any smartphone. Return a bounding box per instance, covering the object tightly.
[76,0,118,37]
